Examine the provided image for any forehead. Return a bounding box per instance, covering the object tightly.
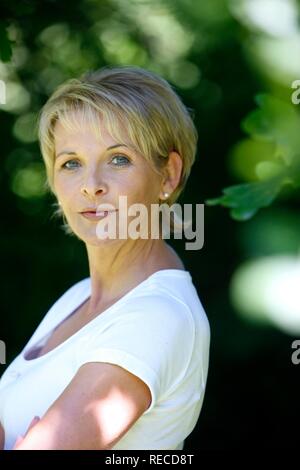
[53,109,132,149]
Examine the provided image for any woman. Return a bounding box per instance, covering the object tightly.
[0,65,210,450]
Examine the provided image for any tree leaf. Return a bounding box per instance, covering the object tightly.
[205,175,286,221]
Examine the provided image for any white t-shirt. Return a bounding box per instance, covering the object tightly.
[0,269,210,450]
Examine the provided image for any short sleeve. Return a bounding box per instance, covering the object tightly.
[74,294,195,414]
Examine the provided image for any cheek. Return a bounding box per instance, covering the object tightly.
[127,174,160,199]
[54,174,78,203]
[142,181,162,203]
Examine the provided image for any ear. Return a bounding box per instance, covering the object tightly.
[159,151,183,200]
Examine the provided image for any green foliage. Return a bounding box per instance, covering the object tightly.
[206,94,300,220]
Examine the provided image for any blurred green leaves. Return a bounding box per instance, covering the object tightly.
[242,94,300,165]
[206,93,300,220]
[11,162,46,199]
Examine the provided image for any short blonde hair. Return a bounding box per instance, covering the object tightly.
[38,65,198,233]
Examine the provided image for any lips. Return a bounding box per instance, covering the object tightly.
[80,209,117,221]
[79,209,117,215]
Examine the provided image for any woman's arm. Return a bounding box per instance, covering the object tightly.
[0,421,4,450]
[13,362,151,450]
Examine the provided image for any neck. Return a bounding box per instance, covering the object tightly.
[84,237,171,312]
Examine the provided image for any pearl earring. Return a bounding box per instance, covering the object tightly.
[163,192,169,198]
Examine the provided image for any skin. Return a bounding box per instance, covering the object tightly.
[6,111,185,450]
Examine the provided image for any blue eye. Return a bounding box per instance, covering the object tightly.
[60,155,130,170]
[111,155,131,166]
[61,159,80,170]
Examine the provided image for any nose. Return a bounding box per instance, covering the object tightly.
[80,169,108,198]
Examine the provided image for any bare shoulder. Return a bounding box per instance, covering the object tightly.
[14,362,151,450]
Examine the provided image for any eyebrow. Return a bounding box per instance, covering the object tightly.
[55,144,129,159]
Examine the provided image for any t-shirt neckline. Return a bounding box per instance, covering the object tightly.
[21,269,191,365]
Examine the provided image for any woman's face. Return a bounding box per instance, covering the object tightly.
[53,112,165,245]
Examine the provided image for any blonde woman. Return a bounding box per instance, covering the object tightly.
[0,66,210,450]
